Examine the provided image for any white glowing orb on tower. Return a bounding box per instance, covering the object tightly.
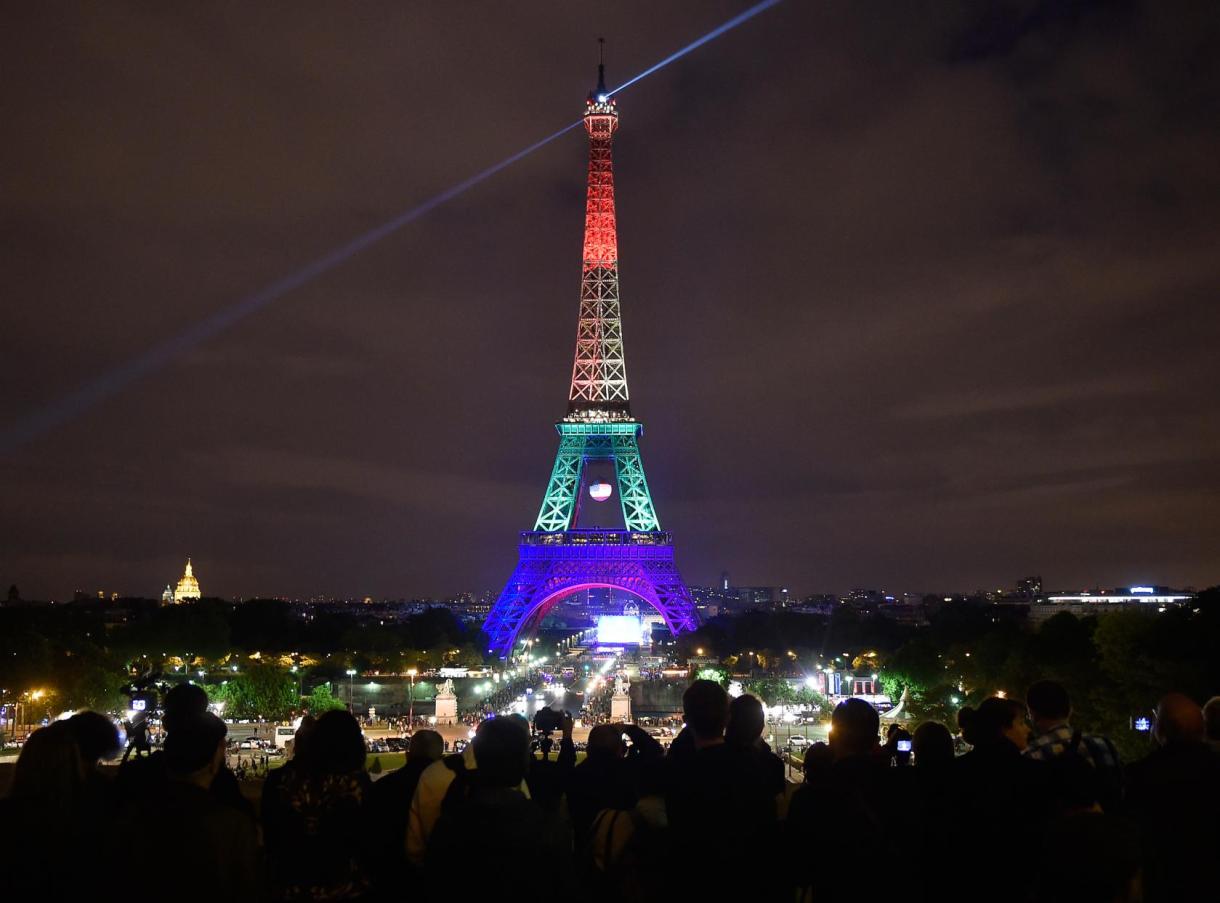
[588,480,613,502]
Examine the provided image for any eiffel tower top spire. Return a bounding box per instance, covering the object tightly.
[595,37,608,96]
[567,47,630,422]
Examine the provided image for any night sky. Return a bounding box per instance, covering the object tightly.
[4,2,1219,601]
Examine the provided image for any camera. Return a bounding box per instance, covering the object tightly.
[119,671,162,761]
[533,707,571,735]
[896,739,912,752]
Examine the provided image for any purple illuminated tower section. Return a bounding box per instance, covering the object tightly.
[482,58,698,658]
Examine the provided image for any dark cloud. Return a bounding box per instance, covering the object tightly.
[2,1,1218,599]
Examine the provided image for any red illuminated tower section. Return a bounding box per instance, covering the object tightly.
[568,63,629,419]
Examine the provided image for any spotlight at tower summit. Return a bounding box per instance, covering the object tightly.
[482,62,699,659]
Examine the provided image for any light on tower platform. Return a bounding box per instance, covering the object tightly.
[588,481,613,502]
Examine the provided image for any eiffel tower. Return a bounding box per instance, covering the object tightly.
[482,58,698,658]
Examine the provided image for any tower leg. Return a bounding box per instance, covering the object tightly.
[611,434,660,531]
[483,556,553,657]
[534,433,587,532]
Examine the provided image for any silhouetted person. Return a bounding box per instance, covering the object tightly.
[426,716,570,894]
[0,721,95,896]
[569,722,664,857]
[406,715,532,864]
[1125,693,1220,902]
[364,729,443,896]
[787,699,895,901]
[663,679,730,831]
[725,693,785,796]
[262,709,371,900]
[528,709,577,813]
[801,740,833,784]
[584,743,673,903]
[882,724,913,766]
[667,681,780,895]
[957,704,981,747]
[912,720,954,768]
[950,697,1049,903]
[117,681,250,817]
[569,724,632,850]
[898,720,957,900]
[1203,695,1220,753]
[66,710,122,768]
[65,710,122,831]
[127,711,258,901]
[259,715,316,849]
[1024,679,1121,812]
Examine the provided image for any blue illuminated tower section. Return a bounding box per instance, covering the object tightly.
[483,62,698,658]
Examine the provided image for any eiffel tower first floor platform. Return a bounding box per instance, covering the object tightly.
[482,529,699,659]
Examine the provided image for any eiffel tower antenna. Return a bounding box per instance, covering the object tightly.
[597,37,607,94]
[482,54,698,659]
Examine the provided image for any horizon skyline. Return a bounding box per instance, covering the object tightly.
[11,558,1209,605]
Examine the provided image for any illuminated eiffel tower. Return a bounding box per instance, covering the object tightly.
[482,58,698,658]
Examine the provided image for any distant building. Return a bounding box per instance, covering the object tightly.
[879,597,930,627]
[846,588,886,609]
[1016,576,1043,600]
[736,586,784,609]
[794,593,838,615]
[809,669,885,701]
[72,589,119,602]
[173,558,201,602]
[1030,585,1193,623]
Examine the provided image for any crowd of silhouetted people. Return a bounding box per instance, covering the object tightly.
[2,679,1218,902]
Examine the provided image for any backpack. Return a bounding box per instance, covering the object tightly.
[581,801,676,902]
[586,807,637,873]
[1045,730,1122,814]
[1079,731,1123,814]
[427,756,557,889]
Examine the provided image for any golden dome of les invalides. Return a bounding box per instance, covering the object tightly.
[172,557,201,602]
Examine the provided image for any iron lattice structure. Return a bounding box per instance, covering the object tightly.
[483,64,698,658]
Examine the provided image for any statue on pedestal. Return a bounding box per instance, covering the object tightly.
[610,672,632,723]
[434,678,458,725]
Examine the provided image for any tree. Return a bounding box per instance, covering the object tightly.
[792,685,831,713]
[301,682,347,715]
[694,666,728,686]
[745,677,796,707]
[215,664,297,721]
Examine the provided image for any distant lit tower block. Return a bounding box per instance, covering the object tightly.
[483,61,698,658]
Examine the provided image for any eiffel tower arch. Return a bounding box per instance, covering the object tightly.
[483,60,698,658]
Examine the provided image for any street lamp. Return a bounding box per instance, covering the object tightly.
[406,668,418,725]
[346,669,357,712]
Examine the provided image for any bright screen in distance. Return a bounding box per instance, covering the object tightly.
[597,615,643,645]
